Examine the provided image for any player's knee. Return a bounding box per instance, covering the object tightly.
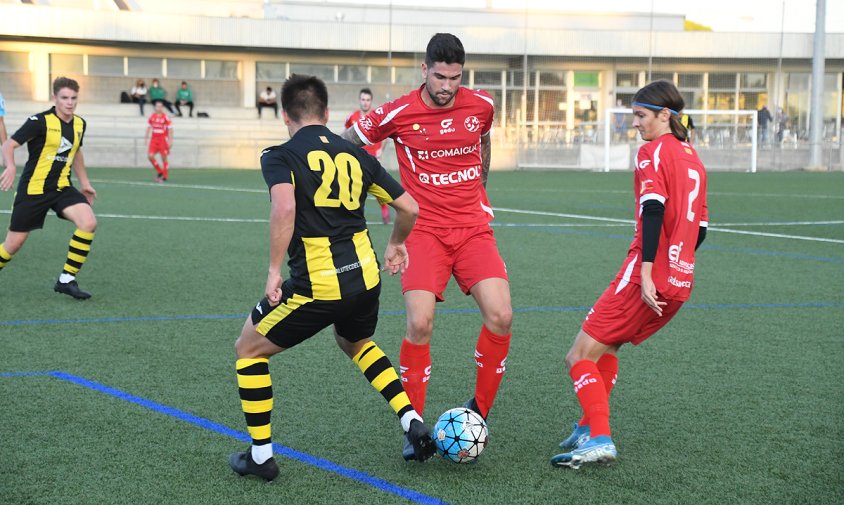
[564,350,582,370]
[406,314,433,344]
[484,307,512,336]
[3,236,26,254]
[79,216,97,233]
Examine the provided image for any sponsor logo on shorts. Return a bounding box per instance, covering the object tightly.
[464,116,480,132]
[417,166,481,186]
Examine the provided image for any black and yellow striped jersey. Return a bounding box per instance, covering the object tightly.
[11,107,86,196]
[261,124,405,301]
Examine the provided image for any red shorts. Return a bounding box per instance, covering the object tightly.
[402,224,508,302]
[581,278,684,346]
[148,137,169,155]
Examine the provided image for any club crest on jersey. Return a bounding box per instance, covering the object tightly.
[464,116,480,132]
[360,117,373,131]
[439,118,455,135]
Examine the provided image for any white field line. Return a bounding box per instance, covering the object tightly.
[493,207,844,244]
[94,179,844,200]
[91,179,266,193]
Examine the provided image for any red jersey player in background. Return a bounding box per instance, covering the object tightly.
[342,33,512,461]
[551,80,709,469]
[345,88,390,224]
[146,101,173,182]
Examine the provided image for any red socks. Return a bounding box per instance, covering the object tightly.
[570,359,611,438]
[473,325,511,418]
[578,353,618,427]
[162,162,169,179]
[399,339,431,415]
[151,160,163,175]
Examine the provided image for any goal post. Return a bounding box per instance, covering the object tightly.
[603,108,759,173]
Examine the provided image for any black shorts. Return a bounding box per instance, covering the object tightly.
[250,282,381,349]
[9,187,89,232]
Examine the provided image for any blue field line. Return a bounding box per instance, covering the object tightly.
[3,371,448,505]
[2,301,842,327]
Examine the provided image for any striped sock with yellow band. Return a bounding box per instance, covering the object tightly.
[236,358,274,464]
[0,244,13,271]
[353,341,421,432]
[63,229,95,276]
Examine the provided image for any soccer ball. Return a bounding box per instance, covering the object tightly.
[433,407,488,463]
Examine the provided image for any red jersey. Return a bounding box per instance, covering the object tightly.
[616,133,709,301]
[345,110,382,157]
[148,112,172,138]
[352,85,495,228]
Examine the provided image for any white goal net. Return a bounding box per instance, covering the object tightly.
[602,108,759,172]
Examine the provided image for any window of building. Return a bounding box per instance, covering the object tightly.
[257,62,286,81]
[205,60,238,80]
[0,51,29,72]
[740,73,767,89]
[539,71,566,87]
[370,66,389,83]
[289,63,333,82]
[538,89,567,122]
[51,53,84,75]
[474,70,503,87]
[338,64,367,83]
[394,67,420,85]
[128,57,163,77]
[678,73,703,88]
[709,72,737,90]
[168,58,202,79]
[616,72,637,88]
[650,72,674,83]
[88,55,124,76]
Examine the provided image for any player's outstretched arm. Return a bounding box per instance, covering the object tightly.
[266,183,295,304]
[340,126,365,147]
[72,149,96,204]
[480,131,491,188]
[383,192,418,276]
[0,138,20,191]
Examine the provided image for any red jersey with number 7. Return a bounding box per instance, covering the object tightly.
[352,85,495,228]
[615,133,708,301]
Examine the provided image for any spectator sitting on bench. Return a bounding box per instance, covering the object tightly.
[130,79,147,116]
[149,79,175,114]
[175,81,194,118]
[257,86,278,118]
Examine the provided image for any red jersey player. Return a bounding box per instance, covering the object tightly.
[345,88,390,224]
[146,101,173,182]
[342,33,512,462]
[551,80,709,469]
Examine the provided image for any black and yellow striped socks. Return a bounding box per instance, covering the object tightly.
[62,229,94,278]
[353,341,422,432]
[236,358,274,464]
[0,244,12,271]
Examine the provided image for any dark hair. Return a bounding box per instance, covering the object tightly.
[359,87,372,97]
[181,81,187,86]
[52,76,79,95]
[425,33,465,67]
[632,80,686,141]
[281,74,328,122]
[266,86,273,92]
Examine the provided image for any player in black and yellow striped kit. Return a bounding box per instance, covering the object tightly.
[0,77,98,299]
[228,74,434,482]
